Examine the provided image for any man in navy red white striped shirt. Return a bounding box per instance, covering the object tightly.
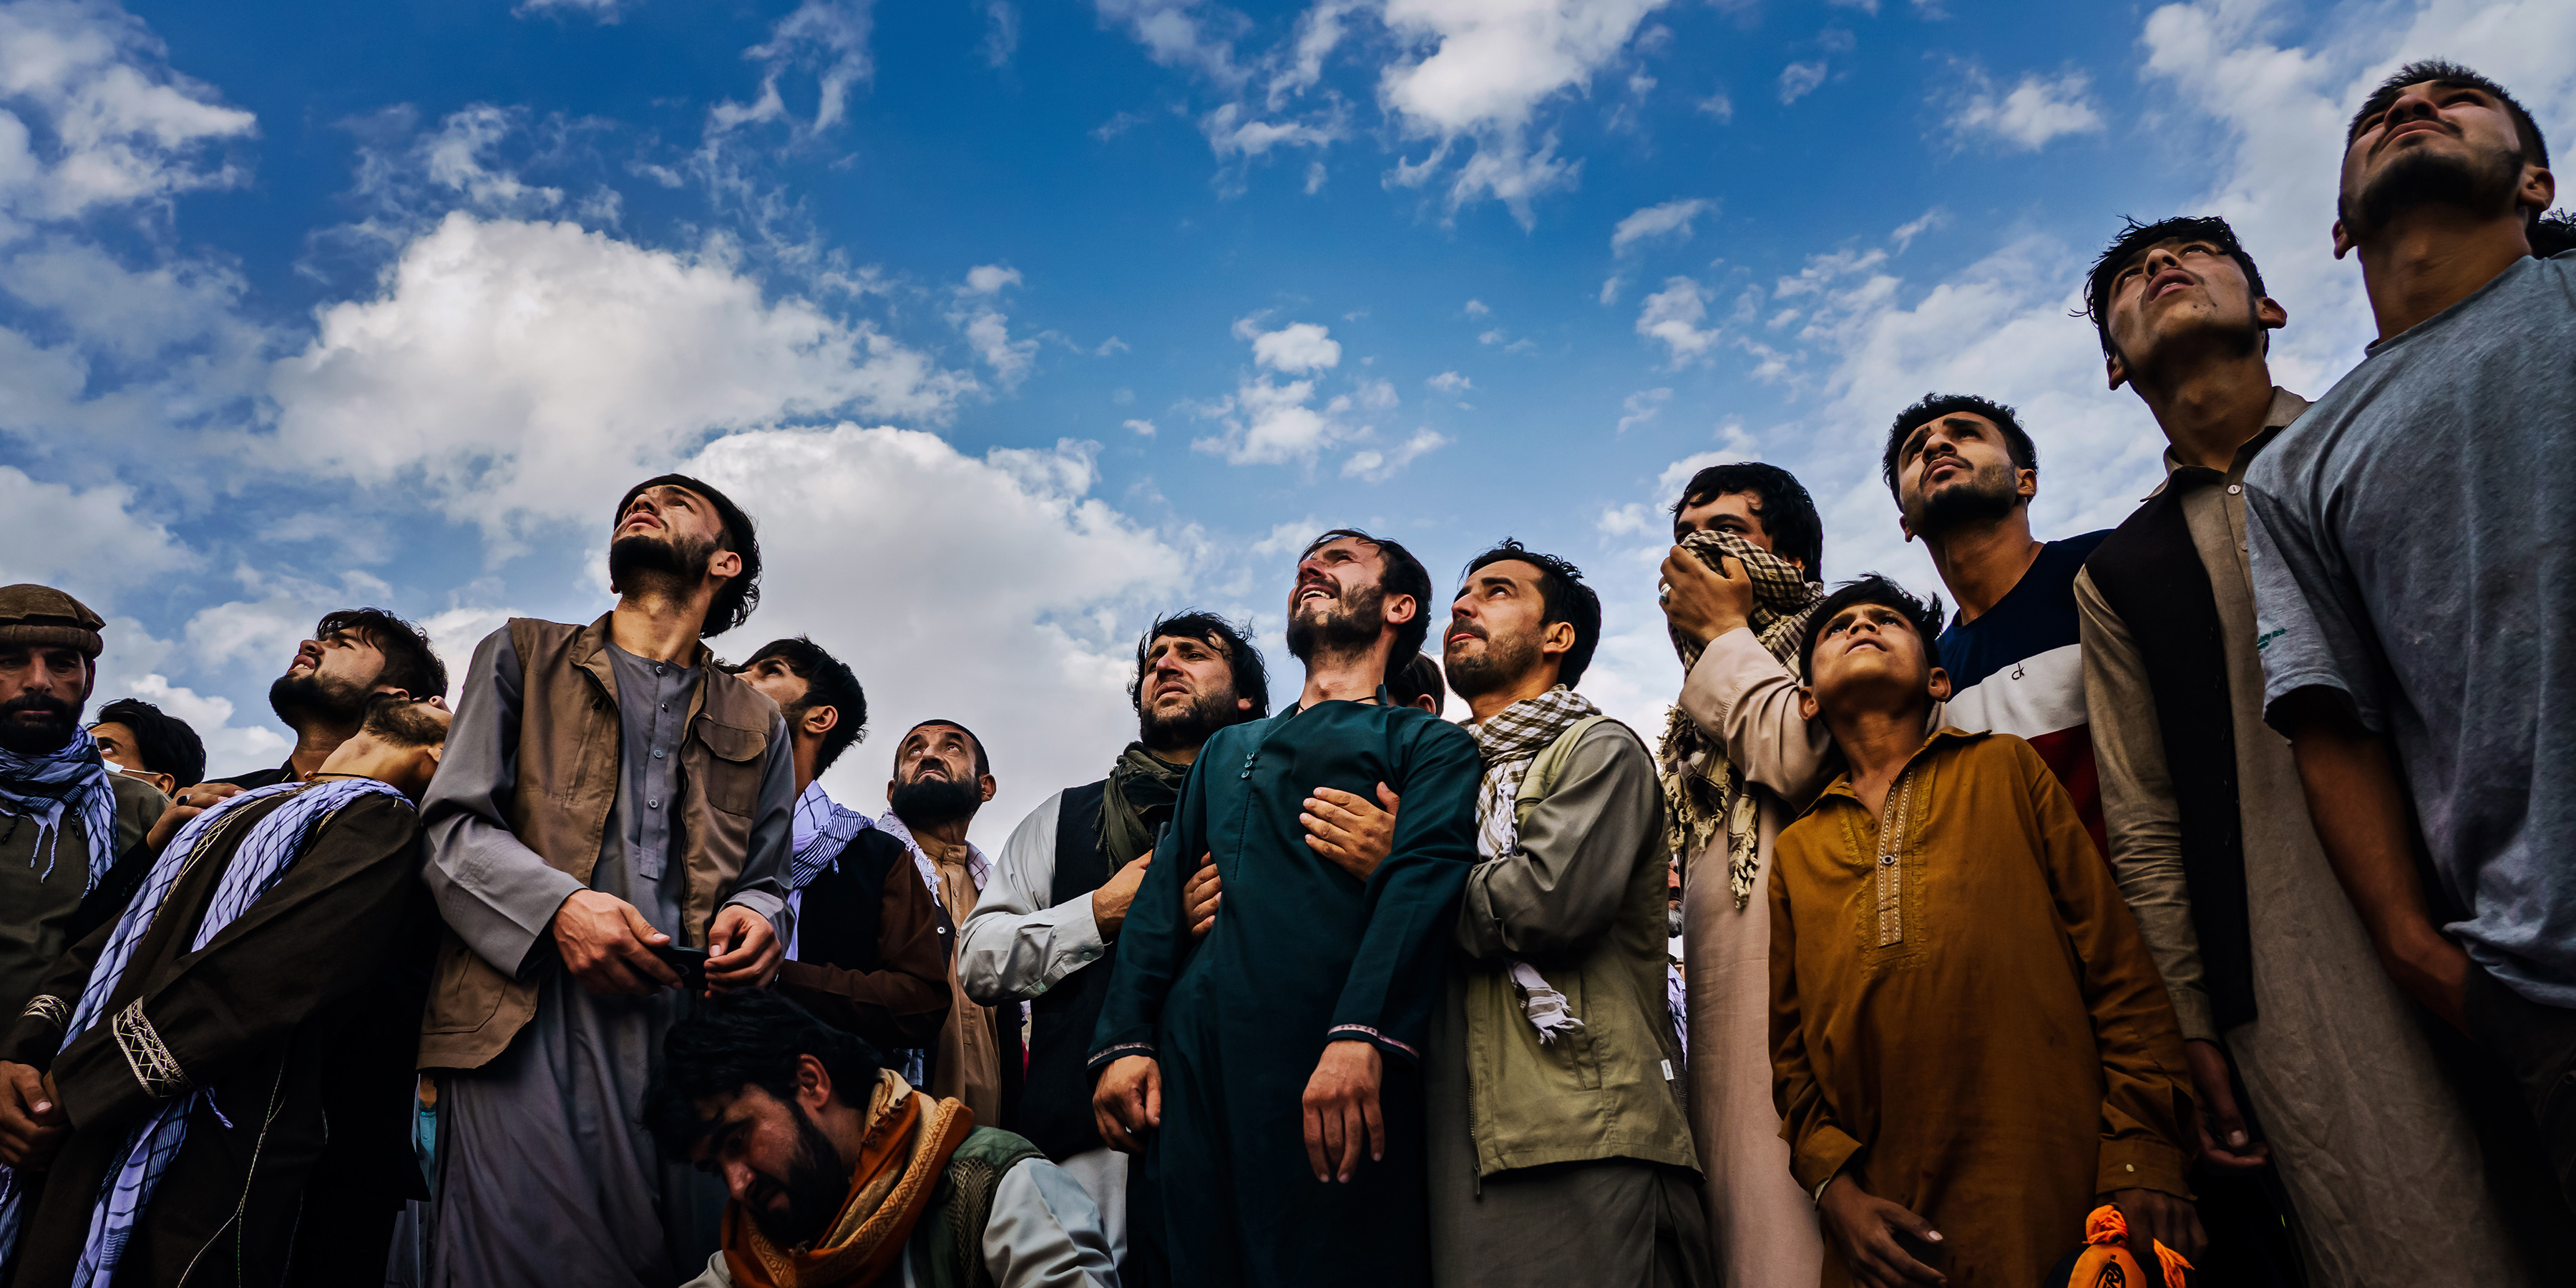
[1880,393,2111,859]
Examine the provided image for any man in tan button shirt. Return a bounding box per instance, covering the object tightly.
[878,718,1018,1131]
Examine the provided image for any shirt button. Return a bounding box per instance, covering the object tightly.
[2125,1163,2136,1173]
[648,799,660,809]
[2226,484,2242,495]
[653,748,665,759]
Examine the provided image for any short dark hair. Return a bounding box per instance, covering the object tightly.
[93,698,205,788]
[643,990,885,1158]
[2533,209,2576,258]
[1670,462,1825,580]
[2349,60,2549,172]
[1131,612,1272,721]
[743,638,868,774]
[2082,216,2270,359]
[615,474,763,638]
[902,719,989,776]
[1387,651,1445,711]
[1300,528,1435,673]
[316,608,448,703]
[1881,394,2036,502]
[1460,540,1604,688]
[1799,575,1947,683]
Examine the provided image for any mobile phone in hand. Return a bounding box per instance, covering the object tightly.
[649,944,709,990]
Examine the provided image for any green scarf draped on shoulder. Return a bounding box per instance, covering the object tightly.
[1099,743,1189,867]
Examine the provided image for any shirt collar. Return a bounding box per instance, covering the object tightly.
[2141,386,2311,500]
[1807,723,1987,813]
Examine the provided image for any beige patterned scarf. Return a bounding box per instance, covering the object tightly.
[1658,530,1823,909]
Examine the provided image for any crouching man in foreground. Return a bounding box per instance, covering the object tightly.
[648,989,1121,1288]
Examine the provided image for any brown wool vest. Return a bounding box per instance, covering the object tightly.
[417,615,776,1070]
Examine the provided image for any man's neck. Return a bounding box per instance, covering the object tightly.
[1462,666,1563,725]
[1141,741,1201,767]
[791,738,820,797]
[2358,208,2532,341]
[2132,351,2278,472]
[1298,639,1397,709]
[901,814,975,854]
[1826,702,1932,822]
[286,721,356,780]
[1922,509,2042,625]
[314,738,405,791]
[609,592,710,665]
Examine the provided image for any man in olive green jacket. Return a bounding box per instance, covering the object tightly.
[1313,542,1708,1287]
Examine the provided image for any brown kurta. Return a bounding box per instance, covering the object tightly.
[2,788,433,1287]
[920,834,1007,1129]
[1770,728,2193,1287]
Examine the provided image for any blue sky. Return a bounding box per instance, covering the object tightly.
[4,0,2568,841]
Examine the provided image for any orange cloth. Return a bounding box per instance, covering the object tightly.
[2064,1204,2192,1288]
[721,1073,975,1288]
[1770,728,2195,1287]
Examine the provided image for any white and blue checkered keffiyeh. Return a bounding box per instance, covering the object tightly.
[0,776,408,1287]
[0,728,120,894]
[788,780,872,892]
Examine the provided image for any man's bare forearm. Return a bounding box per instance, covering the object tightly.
[2278,690,2469,1027]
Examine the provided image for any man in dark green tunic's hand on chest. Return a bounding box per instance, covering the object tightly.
[1089,528,1482,1288]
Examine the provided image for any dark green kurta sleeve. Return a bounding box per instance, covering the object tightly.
[1322,715,1480,1063]
[46,796,429,1134]
[1085,731,1216,1070]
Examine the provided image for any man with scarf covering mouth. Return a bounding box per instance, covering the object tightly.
[1422,541,1709,1287]
[0,693,450,1287]
[0,586,169,1024]
[1090,529,1480,1287]
[736,638,952,1061]
[419,474,794,1288]
[1654,463,1834,1286]
[878,719,1020,1133]
[648,989,1117,1287]
[962,610,1269,1277]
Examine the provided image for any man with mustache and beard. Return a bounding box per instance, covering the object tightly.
[962,612,1269,1277]
[1879,393,2111,852]
[1423,542,1709,1288]
[200,608,451,792]
[878,719,1016,1132]
[420,474,794,1288]
[646,990,1116,1288]
[2245,62,2576,1210]
[2077,215,2535,1283]
[1090,529,1480,1287]
[0,587,168,1022]
[0,693,452,1287]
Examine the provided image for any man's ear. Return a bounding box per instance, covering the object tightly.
[1236,696,1255,713]
[1796,685,1820,722]
[804,705,839,738]
[142,770,177,798]
[1926,665,1953,703]
[1385,592,1418,627]
[2255,296,2288,331]
[2331,217,2353,260]
[978,774,997,804]
[2015,469,2038,502]
[796,1052,834,1111]
[426,743,445,769]
[2105,353,2127,391]
[708,549,744,582]
[885,779,897,806]
[2519,162,2556,224]
[1539,620,1576,661]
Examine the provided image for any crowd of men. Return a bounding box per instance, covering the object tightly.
[0,57,2565,1288]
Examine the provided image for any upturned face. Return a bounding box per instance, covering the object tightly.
[1801,601,1950,721]
[738,656,811,716]
[1673,491,1787,565]
[1443,559,1558,698]
[1289,537,1389,635]
[2102,238,2283,386]
[608,484,741,597]
[1891,412,2031,540]
[2335,77,2546,252]
[89,721,172,795]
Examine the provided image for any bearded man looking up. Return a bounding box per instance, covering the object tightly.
[962,611,1267,1274]
[2245,61,2576,1209]
[420,474,794,1288]
[880,718,1019,1132]
[1091,529,1480,1288]
[0,587,168,1022]
[204,608,449,792]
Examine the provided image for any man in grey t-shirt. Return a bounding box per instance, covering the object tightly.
[2244,59,2574,1205]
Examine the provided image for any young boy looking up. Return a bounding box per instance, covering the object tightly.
[1768,576,2200,1287]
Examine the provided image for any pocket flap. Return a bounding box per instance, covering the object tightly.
[695,716,766,762]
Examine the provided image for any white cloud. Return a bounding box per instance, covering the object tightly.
[266,213,978,546]
[0,465,192,591]
[1615,386,1669,431]
[1609,196,1712,255]
[1463,298,1490,316]
[0,0,255,239]
[1341,427,1450,481]
[686,424,1190,844]
[1696,89,1732,120]
[1597,274,1621,305]
[1124,417,1157,435]
[1890,206,1948,252]
[1092,0,1247,89]
[708,0,874,137]
[980,0,1020,67]
[1201,101,1345,160]
[962,263,1023,294]
[1777,61,1828,104]
[1355,376,1398,409]
[1426,370,1471,393]
[1235,317,1342,373]
[1635,275,1719,366]
[1376,0,1669,224]
[1191,376,1362,464]
[514,0,627,18]
[1946,69,2104,150]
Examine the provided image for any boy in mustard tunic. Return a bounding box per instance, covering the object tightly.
[1768,576,2199,1287]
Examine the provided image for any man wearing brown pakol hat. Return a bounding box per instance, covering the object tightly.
[0,585,167,1021]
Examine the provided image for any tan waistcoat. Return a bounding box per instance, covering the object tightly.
[418,615,774,1069]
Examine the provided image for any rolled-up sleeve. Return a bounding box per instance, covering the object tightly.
[960,792,1110,1007]
[420,628,585,977]
[1679,627,1835,805]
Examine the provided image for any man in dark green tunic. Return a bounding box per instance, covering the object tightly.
[1090,529,1482,1287]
